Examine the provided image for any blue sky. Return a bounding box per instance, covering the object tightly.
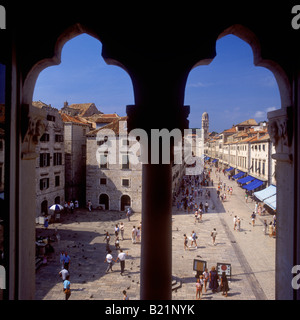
[33,33,280,133]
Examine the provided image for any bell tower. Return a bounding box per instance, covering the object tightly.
[202,112,209,141]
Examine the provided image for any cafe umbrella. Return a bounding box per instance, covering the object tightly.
[49,204,63,221]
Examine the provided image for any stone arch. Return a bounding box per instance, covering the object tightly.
[217,24,291,108]
[22,23,100,106]
[22,23,131,106]
[99,193,109,210]
[120,194,131,211]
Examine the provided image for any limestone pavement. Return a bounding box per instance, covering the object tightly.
[35,169,275,300]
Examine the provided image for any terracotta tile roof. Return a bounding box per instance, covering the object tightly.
[67,103,94,111]
[236,119,258,126]
[60,113,90,125]
[223,127,236,133]
[87,116,128,136]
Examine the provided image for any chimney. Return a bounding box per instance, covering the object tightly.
[64,101,68,108]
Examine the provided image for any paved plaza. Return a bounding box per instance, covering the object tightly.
[35,168,275,300]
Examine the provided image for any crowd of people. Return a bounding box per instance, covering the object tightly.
[196,267,229,300]
[39,161,276,300]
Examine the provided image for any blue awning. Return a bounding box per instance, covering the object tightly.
[264,194,276,210]
[212,159,218,163]
[232,171,245,179]
[242,179,264,190]
[237,175,255,184]
[254,185,276,201]
[225,167,234,172]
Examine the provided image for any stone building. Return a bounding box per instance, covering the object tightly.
[60,101,102,118]
[61,113,92,206]
[33,101,65,218]
[205,119,276,187]
[86,117,142,212]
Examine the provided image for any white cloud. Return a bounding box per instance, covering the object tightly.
[266,106,277,112]
[187,82,212,88]
[254,107,279,120]
[254,111,266,119]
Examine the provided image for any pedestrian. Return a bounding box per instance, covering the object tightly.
[60,251,65,269]
[211,228,217,246]
[123,290,129,300]
[120,222,124,240]
[63,275,71,300]
[44,214,49,229]
[237,216,241,231]
[233,215,237,231]
[183,234,189,251]
[220,271,229,297]
[126,207,131,221]
[104,250,116,273]
[104,232,111,252]
[115,224,119,237]
[196,278,202,300]
[59,263,69,281]
[191,231,198,249]
[209,266,219,293]
[263,220,268,235]
[205,201,209,213]
[116,249,128,275]
[63,251,71,270]
[115,236,120,250]
[136,227,141,242]
[245,191,248,203]
[203,268,209,293]
[74,199,79,209]
[64,201,68,213]
[269,222,274,237]
[131,226,137,244]
[198,208,203,222]
[70,201,74,213]
[251,212,256,227]
[88,200,92,212]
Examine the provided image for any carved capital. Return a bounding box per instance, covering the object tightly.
[21,104,46,160]
[267,107,293,163]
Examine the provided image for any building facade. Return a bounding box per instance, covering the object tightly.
[86,117,142,212]
[205,118,276,186]
[33,102,65,218]
[61,113,92,206]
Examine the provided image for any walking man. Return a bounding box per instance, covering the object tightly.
[251,212,256,227]
[104,250,116,273]
[211,228,217,246]
[131,226,137,244]
[116,250,128,275]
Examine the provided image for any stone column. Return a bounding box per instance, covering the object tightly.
[127,104,190,300]
[19,104,46,299]
[268,106,294,300]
